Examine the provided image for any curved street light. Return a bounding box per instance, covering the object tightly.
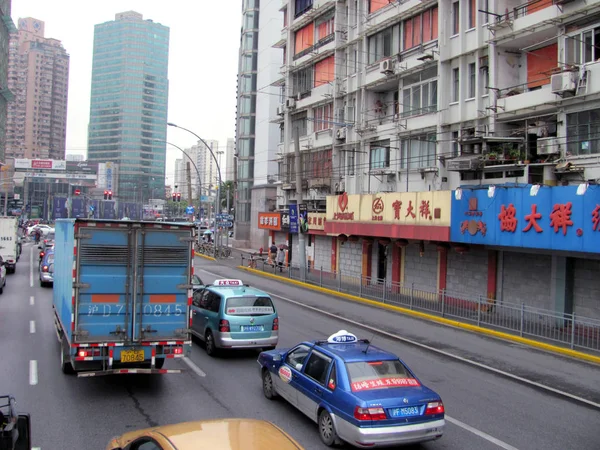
[153,138,203,220]
[167,122,224,257]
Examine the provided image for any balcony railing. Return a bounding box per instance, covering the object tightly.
[292,33,335,61]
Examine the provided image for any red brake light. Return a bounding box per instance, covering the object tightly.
[42,265,49,272]
[354,406,387,421]
[425,401,445,415]
[272,317,279,331]
[78,350,88,358]
[173,347,183,355]
[219,319,230,332]
[40,252,45,257]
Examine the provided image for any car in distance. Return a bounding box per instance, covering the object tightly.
[39,249,54,287]
[258,330,445,448]
[191,279,278,356]
[106,418,304,450]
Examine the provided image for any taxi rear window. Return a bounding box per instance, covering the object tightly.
[346,360,420,392]
[224,296,275,316]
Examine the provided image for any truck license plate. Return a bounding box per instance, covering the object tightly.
[121,350,145,363]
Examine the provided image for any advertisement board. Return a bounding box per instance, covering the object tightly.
[289,204,298,234]
[53,197,68,219]
[71,198,85,218]
[14,159,66,170]
[66,161,98,174]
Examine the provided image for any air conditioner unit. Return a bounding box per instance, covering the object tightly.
[276,106,284,116]
[286,98,296,109]
[336,128,346,139]
[386,173,396,182]
[551,72,578,94]
[380,58,395,74]
[537,137,560,155]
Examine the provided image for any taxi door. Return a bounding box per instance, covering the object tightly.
[296,350,333,420]
[274,345,311,408]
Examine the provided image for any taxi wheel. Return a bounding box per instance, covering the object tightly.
[205,330,217,357]
[319,410,342,447]
[262,370,277,400]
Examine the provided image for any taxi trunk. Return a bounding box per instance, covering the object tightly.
[353,385,444,426]
[223,296,277,341]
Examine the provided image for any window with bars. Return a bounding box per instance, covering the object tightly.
[368,24,399,64]
[304,149,333,178]
[401,68,438,117]
[292,66,313,96]
[565,26,600,65]
[567,108,600,156]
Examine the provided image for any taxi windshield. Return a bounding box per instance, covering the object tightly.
[225,296,275,316]
[346,360,418,391]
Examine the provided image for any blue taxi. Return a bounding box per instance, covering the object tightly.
[258,330,444,448]
[191,279,279,356]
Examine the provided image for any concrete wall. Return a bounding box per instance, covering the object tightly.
[339,240,362,278]
[500,251,552,309]
[403,243,438,290]
[313,235,332,272]
[249,185,276,249]
[446,246,488,299]
[572,258,600,320]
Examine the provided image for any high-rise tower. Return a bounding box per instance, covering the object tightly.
[6,17,69,161]
[87,11,169,201]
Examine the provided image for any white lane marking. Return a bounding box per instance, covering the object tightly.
[198,267,600,410]
[32,447,41,450]
[29,245,34,287]
[182,356,206,377]
[30,295,35,306]
[446,416,519,450]
[29,360,38,385]
[30,320,36,334]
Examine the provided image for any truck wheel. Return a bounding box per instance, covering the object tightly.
[60,339,75,375]
[205,330,218,357]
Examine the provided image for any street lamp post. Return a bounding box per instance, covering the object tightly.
[153,139,203,222]
[167,122,223,258]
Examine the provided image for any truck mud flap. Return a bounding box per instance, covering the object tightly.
[77,368,183,377]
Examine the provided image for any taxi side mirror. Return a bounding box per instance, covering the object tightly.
[14,414,32,450]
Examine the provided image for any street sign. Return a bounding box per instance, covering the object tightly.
[185,206,195,214]
[217,221,233,228]
[216,214,234,221]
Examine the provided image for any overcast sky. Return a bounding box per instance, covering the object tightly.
[11,0,242,184]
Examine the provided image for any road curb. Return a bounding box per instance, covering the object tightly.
[238,265,600,365]
[195,252,216,261]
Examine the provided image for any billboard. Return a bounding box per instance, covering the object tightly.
[71,198,85,218]
[101,201,116,219]
[66,161,98,174]
[14,159,66,170]
[53,197,68,219]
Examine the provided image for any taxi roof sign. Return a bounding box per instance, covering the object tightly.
[213,279,244,287]
[327,330,358,344]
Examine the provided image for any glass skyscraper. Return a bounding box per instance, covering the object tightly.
[87,11,169,201]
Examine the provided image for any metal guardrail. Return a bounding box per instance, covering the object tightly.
[240,254,600,354]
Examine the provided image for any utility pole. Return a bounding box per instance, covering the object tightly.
[226,184,230,248]
[186,161,193,221]
[294,128,307,280]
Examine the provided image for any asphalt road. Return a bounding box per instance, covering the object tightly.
[0,243,598,450]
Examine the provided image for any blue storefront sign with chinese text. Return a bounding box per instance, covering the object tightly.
[289,204,298,234]
[450,185,600,253]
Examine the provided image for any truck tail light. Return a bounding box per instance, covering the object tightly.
[219,319,230,332]
[272,317,279,331]
[425,401,444,415]
[173,347,183,355]
[354,406,387,421]
[78,349,101,357]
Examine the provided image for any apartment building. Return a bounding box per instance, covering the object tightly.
[265,0,600,320]
[0,0,14,165]
[6,18,69,161]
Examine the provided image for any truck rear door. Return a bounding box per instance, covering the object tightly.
[133,225,191,342]
[76,224,132,343]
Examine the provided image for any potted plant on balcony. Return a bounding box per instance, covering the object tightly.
[487,152,497,161]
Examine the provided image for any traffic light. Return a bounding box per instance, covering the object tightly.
[74,189,81,196]
[104,190,108,200]
[108,190,113,200]
[172,193,176,202]
[176,193,181,203]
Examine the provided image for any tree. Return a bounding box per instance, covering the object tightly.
[219,180,234,211]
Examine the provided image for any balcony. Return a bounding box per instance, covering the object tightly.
[292,33,335,66]
[487,0,600,46]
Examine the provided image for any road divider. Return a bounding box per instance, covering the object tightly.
[238,266,600,366]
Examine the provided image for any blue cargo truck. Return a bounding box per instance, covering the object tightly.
[53,219,195,377]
